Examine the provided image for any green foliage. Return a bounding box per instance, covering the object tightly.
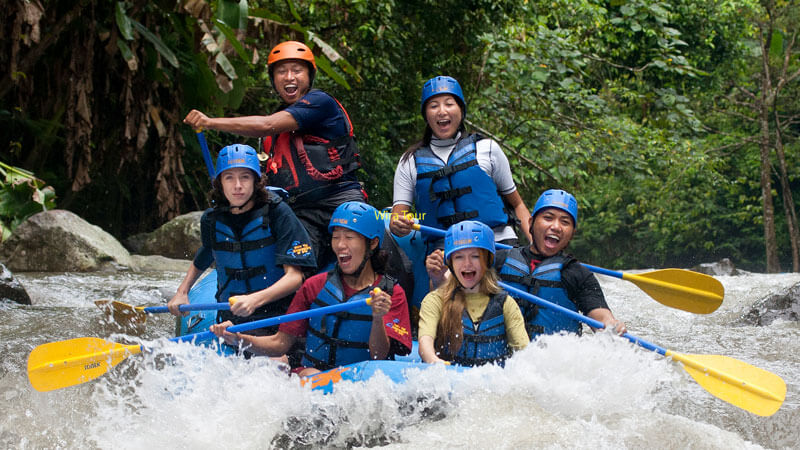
[0,162,56,242]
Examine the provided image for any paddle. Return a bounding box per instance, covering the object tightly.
[95,299,234,326]
[499,281,786,416]
[411,223,723,314]
[195,129,216,181]
[28,292,378,392]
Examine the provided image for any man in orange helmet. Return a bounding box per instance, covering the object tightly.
[184,41,365,269]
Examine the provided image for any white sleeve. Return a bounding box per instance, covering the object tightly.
[477,139,517,195]
[392,156,417,207]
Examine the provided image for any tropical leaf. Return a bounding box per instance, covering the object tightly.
[115,2,134,40]
[214,19,250,63]
[131,19,179,68]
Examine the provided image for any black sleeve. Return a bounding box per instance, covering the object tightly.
[561,259,610,314]
[192,209,216,270]
[269,200,318,270]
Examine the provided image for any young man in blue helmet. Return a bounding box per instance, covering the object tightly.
[494,189,626,340]
[183,41,364,269]
[211,201,412,376]
[167,144,317,345]
[390,75,532,250]
[418,220,528,366]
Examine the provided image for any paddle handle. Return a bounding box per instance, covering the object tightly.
[498,281,666,356]
[172,297,373,343]
[580,263,623,279]
[195,129,216,180]
[144,303,231,314]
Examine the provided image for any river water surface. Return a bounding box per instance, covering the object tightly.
[1,269,798,449]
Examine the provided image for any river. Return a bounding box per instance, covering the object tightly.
[1,269,798,449]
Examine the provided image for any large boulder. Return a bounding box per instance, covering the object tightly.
[691,258,739,276]
[124,211,202,260]
[739,282,800,326]
[0,210,132,272]
[0,263,31,304]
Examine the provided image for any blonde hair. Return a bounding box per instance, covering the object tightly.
[434,249,503,359]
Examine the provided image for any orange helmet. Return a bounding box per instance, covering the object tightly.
[268,41,316,72]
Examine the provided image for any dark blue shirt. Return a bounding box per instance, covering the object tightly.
[283,89,349,140]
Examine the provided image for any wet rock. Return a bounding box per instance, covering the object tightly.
[0,263,31,305]
[691,258,739,276]
[0,210,132,272]
[124,211,202,260]
[739,282,800,326]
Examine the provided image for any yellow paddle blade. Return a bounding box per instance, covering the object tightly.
[27,337,142,392]
[666,351,786,416]
[623,269,724,314]
[95,299,148,325]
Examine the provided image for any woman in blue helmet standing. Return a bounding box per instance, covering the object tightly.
[211,201,413,376]
[390,75,532,249]
[167,144,317,341]
[494,189,626,340]
[418,220,528,366]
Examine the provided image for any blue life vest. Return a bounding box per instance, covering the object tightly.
[212,205,285,325]
[303,271,395,370]
[497,249,580,338]
[453,292,511,366]
[414,134,509,235]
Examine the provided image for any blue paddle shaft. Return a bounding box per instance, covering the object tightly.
[144,303,231,314]
[171,298,371,343]
[498,281,666,356]
[196,130,216,180]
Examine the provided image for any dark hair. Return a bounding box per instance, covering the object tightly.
[208,171,269,209]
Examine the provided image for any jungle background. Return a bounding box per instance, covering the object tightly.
[1,0,799,272]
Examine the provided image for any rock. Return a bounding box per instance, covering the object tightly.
[124,211,202,260]
[0,210,132,272]
[739,282,800,326]
[691,258,739,276]
[129,254,193,273]
[0,263,31,305]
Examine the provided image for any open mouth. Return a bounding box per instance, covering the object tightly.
[460,270,477,285]
[338,253,352,265]
[283,84,298,95]
[544,234,561,248]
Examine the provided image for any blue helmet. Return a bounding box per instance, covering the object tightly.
[328,202,384,246]
[420,76,466,118]
[532,189,578,227]
[216,144,261,179]
[444,220,496,266]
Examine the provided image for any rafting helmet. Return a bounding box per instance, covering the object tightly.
[267,41,317,87]
[215,144,261,179]
[329,201,384,246]
[532,189,578,227]
[420,76,466,119]
[444,220,496,266]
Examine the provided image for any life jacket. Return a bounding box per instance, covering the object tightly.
[302,270,395,370]
[453,292,511,367]
[262,90,360,205]
[496,248,580,338]
[211,203,287,325]
[413,133,509,235]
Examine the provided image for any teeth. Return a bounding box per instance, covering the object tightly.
[546,234,560,242]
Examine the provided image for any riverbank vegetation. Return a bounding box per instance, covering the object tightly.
[2,0,798,272]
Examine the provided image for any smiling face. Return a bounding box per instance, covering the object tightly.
[219,168,256,213]
[331,227,378,275]
[530,207,575,257]
[449,247,487,292]
[271,60,311,104]
[424,94,463,140]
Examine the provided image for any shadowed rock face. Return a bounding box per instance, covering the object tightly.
[739,282,800,326]
[0,263,31,305]
[123,211,202,260]
[0,210,132,272]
